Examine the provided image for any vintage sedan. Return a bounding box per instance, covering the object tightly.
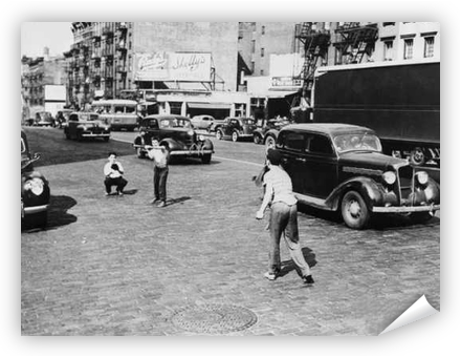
[215,117,257,142]
[253,117,291,146]
[133,115,214,164]
[191,114,215,131]
[275,124,440,229]
[21,130,50,228]
[64,112,111,141]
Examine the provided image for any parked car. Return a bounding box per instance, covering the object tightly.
[34,111,55,127]
[21,130,50,228]
[133,114,214,164]
[191,115,215,131]
[253,117,291,146]
[275,123,440,229]
[56,109,73,129]
[64,112,111,141]
[215,117,257,142]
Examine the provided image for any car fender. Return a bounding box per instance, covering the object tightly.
[325,176,385,211]
[264,128,280,141]
[159,138,179,151]
[202,138,214,151]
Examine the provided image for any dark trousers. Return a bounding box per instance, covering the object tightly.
[154,166,169,202]
[104,177,128,194]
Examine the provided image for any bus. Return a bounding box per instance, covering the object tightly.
[91,99,139,131]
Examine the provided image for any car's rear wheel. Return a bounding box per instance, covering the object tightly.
[216,130,223,140]
[265,135,276,148]
[232,131,239,142]
[341,191,370,230]
[253,134,262,145]
[201,154,212,164]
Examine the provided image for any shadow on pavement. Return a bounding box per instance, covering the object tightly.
[47,195,78,229]
[166,196,192,206]
[278,247,317,278]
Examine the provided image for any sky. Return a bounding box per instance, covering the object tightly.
[21,22,73,58]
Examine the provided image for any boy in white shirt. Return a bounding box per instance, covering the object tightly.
[147,140,170,207]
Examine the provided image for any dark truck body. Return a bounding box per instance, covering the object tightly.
[311,59,440,169]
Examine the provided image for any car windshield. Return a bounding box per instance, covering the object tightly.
[159,118,192,129]
[333,132,382,153]
[79,113,100,122]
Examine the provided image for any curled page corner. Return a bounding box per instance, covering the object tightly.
[379,295,438,335]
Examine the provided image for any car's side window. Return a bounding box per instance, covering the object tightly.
[283,132,307,152]
[308,135,334,155]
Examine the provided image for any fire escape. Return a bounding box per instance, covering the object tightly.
[333,22,378,65]
[294,22,331,107]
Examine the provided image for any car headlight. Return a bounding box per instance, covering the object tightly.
[198,135,205,141]
[382,171,396,185]
[24,177,44,195]
[415,171,429,185]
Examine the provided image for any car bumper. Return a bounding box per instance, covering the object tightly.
[22,204,49,217]
[372,204,440,213]
[81,132,110,138]
[169,149,214,156]
[239,133,254,138]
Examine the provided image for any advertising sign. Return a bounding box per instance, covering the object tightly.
[134,52,211,82]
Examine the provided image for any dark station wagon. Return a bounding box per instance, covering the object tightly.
[133,114,214,164]
[21,130,50,228]
[276,124,440,229]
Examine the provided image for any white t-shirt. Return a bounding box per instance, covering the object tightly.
[148,147,168,168]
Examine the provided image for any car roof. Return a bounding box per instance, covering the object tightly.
[144,114,190,120]
[281,123,374,136]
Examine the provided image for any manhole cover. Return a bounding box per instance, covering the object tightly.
[171,304,258,334]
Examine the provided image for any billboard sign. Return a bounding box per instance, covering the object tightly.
[134,52,211,82]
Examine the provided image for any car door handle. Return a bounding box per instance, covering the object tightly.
[295,157,307,163]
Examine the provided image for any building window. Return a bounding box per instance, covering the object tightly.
[260,69,264,76]
[261,48,265,57]
[261,26,265,35]
[424,36,435,58]
[383,40,394,61]
[403,38,414,60]
[251,61,255,73]
[251,40,256,53]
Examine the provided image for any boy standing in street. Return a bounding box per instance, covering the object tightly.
[103,152,128,196]
[147,140,170,208]
[255,148,314,284]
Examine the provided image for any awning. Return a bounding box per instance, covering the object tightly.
[187,102,232,110]
[265,90,300,99]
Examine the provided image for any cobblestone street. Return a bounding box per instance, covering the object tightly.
[21,130,440,336]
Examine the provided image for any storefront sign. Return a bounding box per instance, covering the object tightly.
[271,77,303,88]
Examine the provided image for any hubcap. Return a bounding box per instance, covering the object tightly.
[348,200,361,218]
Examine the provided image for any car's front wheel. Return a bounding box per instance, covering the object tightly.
[265,135,276,148]
[232,131,239,142]
[216,130,223,140]
[410,212,433,224]
[201,154,212,164]
[341,191,370,230]
[253,134,262,145]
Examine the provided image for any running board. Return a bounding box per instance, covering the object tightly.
[294,193,333,211]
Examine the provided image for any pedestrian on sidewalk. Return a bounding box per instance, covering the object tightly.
[147,140,170,208]
[255,148,314,284]
[103,152,128,196]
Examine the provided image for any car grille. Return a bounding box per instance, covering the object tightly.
[397,165,414,200]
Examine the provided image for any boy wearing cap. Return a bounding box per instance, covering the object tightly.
[256,148,314,284]
[147,140,170,208]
